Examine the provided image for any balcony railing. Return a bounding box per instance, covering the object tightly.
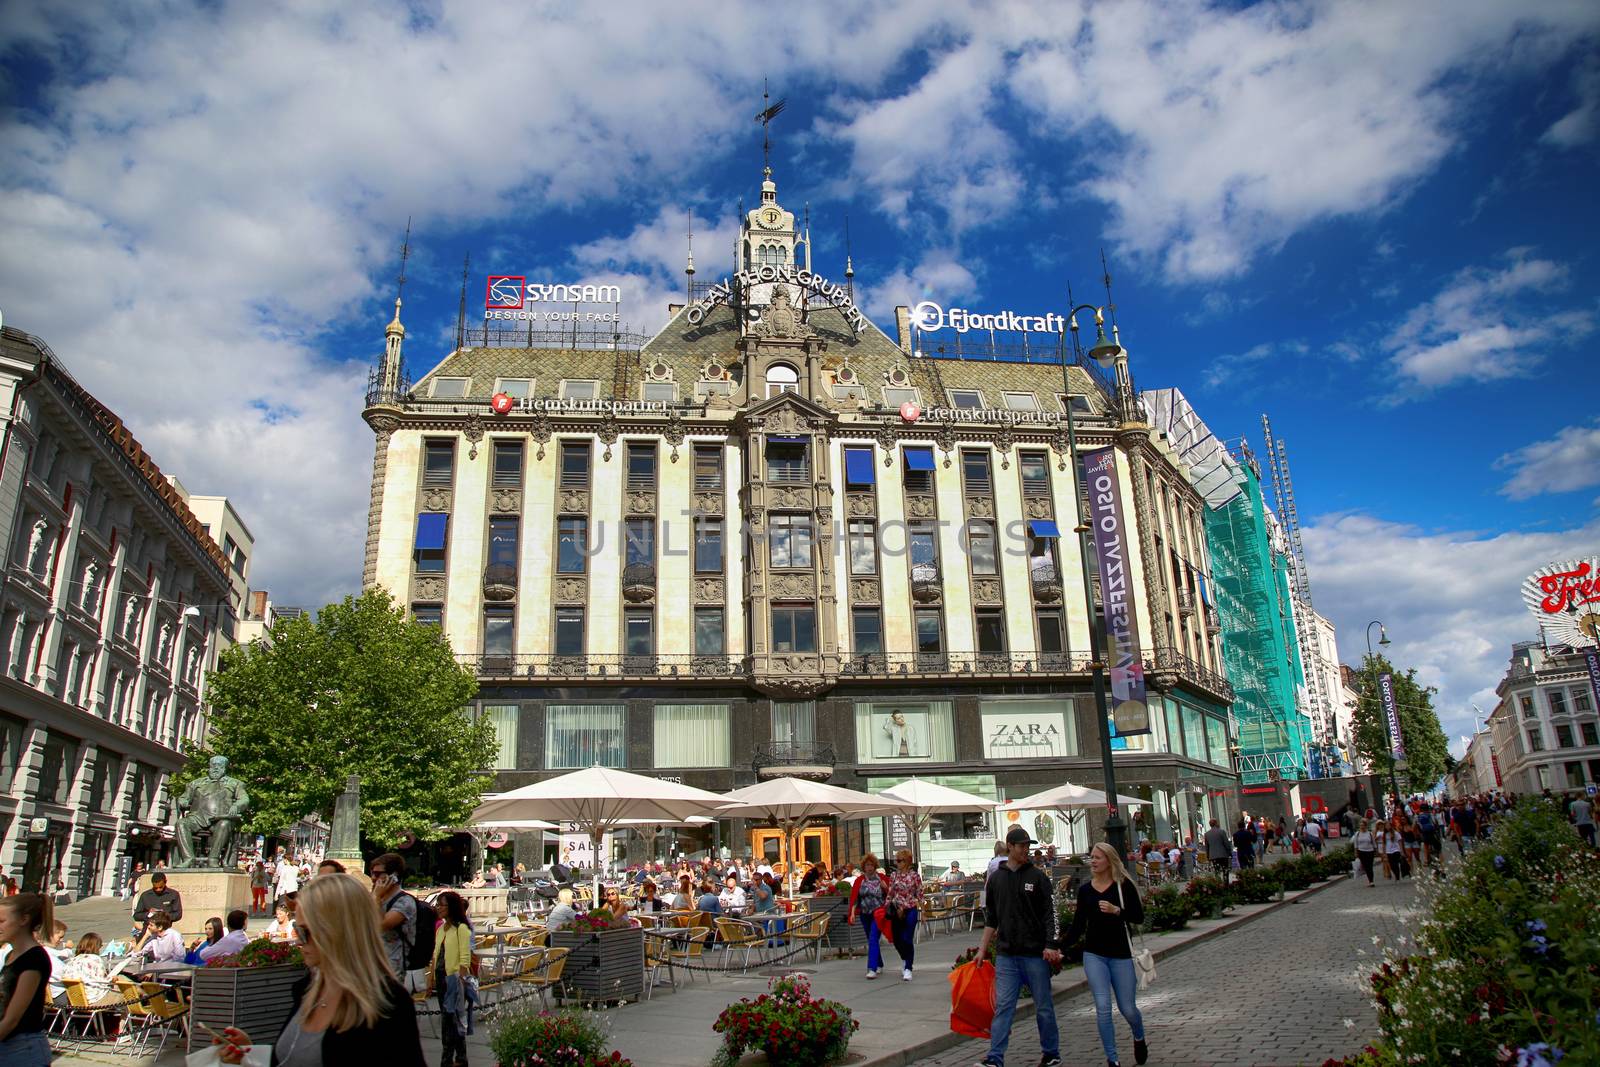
[839,651,1093,679]
[752,740,836,775]
[460,653,747,680]
[1149,645,1236,704]
[457,650,1098,682]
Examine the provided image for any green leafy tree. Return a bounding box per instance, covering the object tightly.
[180,588,494,845]
[1351,653,1451,793]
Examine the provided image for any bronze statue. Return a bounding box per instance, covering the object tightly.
[173,755,250,868]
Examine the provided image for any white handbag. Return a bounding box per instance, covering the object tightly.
[1117,881,1156,989]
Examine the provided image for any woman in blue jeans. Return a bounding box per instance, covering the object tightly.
[1061,842,1148,1067]
[845,854,891,978]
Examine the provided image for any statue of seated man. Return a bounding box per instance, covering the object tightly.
[173,755,251,868]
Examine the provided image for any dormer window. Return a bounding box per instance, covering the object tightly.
[948,389,983,409]
[430,377,469,399]
[766,363,800,399]
[494,378,534,398]
[560,380,599,401]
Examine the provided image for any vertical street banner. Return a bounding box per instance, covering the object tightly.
[1083,447,1150,735]
[1584,649,1600,713]
[1378,672,1405,761]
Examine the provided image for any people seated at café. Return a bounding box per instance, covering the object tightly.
[134,910,185,962]
[265,902,297,941]
[601,886,629,916]
[670,875,695,910]
[941,861,965,884]
[546,889,579,931]
[695,881,722,915]
[798,862,830,893]
[718,874,747,915]
[59,932,111,1002]
[200,910,251,962]
[638,881,666,913]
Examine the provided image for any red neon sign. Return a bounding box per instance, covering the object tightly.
[1536,562,1600,615]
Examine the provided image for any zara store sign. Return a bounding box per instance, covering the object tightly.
[982,709,1070,760]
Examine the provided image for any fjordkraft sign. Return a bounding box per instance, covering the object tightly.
[1083,447,1149,736]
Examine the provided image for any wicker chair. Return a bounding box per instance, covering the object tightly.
[118,979,188,1056]
[785,911,830,964]
[516,946,570,1011]
[642,932,676,1000]
[714,917,766,971]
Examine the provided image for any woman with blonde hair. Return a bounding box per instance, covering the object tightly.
[1061,842,1148,1067]
[213,874,424,1065]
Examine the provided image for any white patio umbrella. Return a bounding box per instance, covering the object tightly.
[471,766,732,903]
[875,778,997,865]
[999,783,1151,856]
[715,778,898,892]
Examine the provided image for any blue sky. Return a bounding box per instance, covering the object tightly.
[2,1,1598,752]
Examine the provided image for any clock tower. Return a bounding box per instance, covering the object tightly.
[738,167,804,273]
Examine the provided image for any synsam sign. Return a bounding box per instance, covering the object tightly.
[485,276,622,322]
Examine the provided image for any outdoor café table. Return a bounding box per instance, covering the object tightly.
[128,961,196,982]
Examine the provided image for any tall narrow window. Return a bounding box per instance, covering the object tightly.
[483,605,515,657]
[556,517,589,573]
[771,606,817,653]
[423,439,456,486]
[554,609,585,657]
[766,363,800,398]
[851,608,883,655]
[909,523,938,570]
[624,518,655,570]
[847,521,877,575]
[413,513,448,572]
[966,520,997,575]
[771,702,816,745]
[914,610,944,654]
[559,441,591,489]
[975,609,1007,654]
[1549,690,1569,717]
[488,516,519,569]
[1020,451,1051,498]
[694,608,725,655]
[412,604,443,627]
[961,450,992,495]
[625,442,657,491]
[624,609,655,656]
[1036,610,1065,654]
[903,447,935,492]
[693,445,724,490]
[695,517,724,573]
[770,514,814,569]
[492,440,524,488]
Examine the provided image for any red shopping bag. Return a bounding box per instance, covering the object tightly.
[871,906,889,939]
[949,959,996,1039]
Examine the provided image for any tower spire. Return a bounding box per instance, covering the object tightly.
[802,202,812,273]
[455,252,471,353]
[685,209,696,304]
[390,217,411,326]
[381,219,411,393]
[844,213,856,301]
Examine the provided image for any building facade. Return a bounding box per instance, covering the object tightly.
[0,326,235,897]
[361,169,1239,872]
[182,490,254,647]
[1489,640,1600,794]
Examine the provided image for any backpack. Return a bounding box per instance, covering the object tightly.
[386,891,437,972]
[1416,813,1434,833]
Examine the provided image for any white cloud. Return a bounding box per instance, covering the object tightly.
[1303,511,1600,758]
[1496,420,1600,500]
[857,249,978,321]
[1543,55,1600,147]
[1383,250,1594,395]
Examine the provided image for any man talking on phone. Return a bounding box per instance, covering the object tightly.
[370,853,420,990]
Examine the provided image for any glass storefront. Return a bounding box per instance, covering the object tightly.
[853,700,956,764]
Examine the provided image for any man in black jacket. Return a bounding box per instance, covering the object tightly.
[974,826,1062,1067]
[1233,819,1257,870]
[130,871,183,938]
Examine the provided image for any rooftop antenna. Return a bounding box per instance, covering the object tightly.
[802,201,812,272]
[843,213,856,301]
[1100,248,1118,339]
[755,80,787,179]
[392,217,412,321]
[685,208,696,305]
[454,252,470,352]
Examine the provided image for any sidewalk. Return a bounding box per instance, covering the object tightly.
[52,863,1346,1066]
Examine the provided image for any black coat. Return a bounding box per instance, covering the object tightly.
[273,974,425,1066]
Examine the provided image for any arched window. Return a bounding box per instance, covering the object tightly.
[757,244,785,266]
[766,362,800,398]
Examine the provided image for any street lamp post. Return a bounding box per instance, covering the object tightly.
[1062,304,1128,857]
[1365,620,1401,815]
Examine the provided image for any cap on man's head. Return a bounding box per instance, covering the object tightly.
[1005,826,1035,847]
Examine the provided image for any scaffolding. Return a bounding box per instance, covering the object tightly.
[1205,443,1310,783]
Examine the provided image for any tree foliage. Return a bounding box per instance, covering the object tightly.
[181,588,493,845]
[1350,654,1451,792]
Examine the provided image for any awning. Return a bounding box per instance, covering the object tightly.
[1197,572,1211,607]
[904,448,936,471]
[768,435,808,445]
[844,448,876,485]
[1029,519,1061,537]
[415,513,448,550]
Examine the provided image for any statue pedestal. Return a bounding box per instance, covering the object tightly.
[164,870,253,936]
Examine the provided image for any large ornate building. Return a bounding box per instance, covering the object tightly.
[0,325,235,897]
[362,167,1239,872]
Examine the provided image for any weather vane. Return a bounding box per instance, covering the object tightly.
[755,80,787,177]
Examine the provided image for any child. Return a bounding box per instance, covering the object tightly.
[0,893,54,1065]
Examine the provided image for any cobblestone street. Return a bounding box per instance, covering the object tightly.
[913,872,1423,1067]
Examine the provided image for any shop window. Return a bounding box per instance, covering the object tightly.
[1182,707,1208,763]
[981,699,1076,759]
[654,704,730,768]
[545,704,624,769]
[1205,715,1230,767]
[478,705,519,769]
[771,702,816,745]
[854,701,955,763]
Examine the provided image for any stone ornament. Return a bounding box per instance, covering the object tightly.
[968,497,995,518]
[491,489,522,514]
[692,491,724,515]
[463,413,486,460]
[554,577,587,603]
[627,491,656,514]
[413,575,445,601]
[694,578,725,603]
[529,412,553,460]
[422,488,453,512]
[849,578,880,603]
[664,412,686,462]
[770,573,814,599]
[874,422,898,464]
[558,489,590,513]
[906,495,936,519]
[972,578,1003,605]
[1024,497,1053,519]
[992,429,1015,469]
[846,494,875,517]
[597,413,620,461]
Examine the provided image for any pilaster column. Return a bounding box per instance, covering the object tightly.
[362,413,401,590]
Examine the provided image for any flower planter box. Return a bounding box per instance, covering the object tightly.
[550,926,645,1004]
[187,964,307,1052]
[813,896,867,952]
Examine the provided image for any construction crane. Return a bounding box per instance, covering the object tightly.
[1261,414,1338,777]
